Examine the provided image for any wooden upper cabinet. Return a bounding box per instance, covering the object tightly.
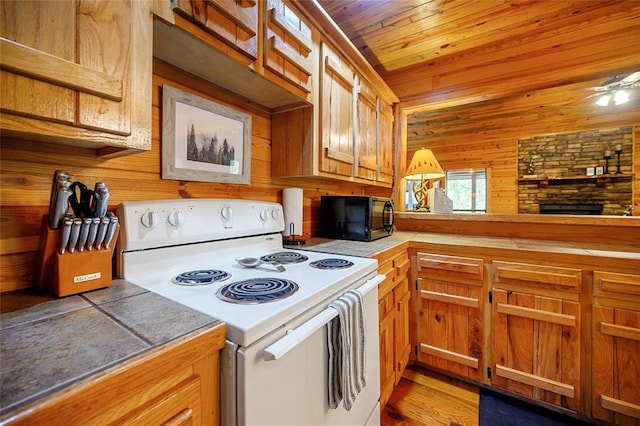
[355,76,395,185]
[320,41,355,178]
[355,77,378,182]
[172,0,258,61]
[377,99,394,185]
[264,0,314,99]
[0,0,152,156]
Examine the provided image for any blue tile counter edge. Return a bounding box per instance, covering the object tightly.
[0,280,222,417]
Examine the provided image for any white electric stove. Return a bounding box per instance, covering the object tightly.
[116,198,382,426]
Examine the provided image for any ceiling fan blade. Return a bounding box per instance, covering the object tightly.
[621,71,640,83]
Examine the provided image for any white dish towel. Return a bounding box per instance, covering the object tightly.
[327,289,367,411]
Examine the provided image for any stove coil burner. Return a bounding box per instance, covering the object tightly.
[309,258,354,270]
[172,270,230,286]
[216,278,299,304]
[260,251,308,264]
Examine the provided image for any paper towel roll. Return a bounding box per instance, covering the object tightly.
[283,188,303,237]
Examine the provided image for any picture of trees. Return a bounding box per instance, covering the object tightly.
[186,123,236,166]
[163,85,251,184]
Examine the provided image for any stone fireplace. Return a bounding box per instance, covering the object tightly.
[518,127,633,215]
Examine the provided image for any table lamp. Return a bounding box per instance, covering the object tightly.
[405,148,445,210]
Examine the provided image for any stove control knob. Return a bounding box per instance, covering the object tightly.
[140,211,159,229]
[167,210,185,228]
[221,204,233,221]
[259,208,269,222]
[271,209,280,220]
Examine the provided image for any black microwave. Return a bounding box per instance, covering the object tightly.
[318,196,394,241]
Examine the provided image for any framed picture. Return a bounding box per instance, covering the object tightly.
[595,166,604,175]
[586,167,595,176]
[162,85,251,184]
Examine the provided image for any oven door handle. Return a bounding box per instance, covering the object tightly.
[263,274,385,361]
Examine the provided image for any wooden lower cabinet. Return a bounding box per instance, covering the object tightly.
[592,271,640,425]
[415,253,484,381]
[373,243,410,408]
[491,261,582,413]
[3,323,225,425]
[491,289,581,411]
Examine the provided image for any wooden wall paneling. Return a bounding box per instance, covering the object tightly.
[634,127,639,214]
[0,58,391,293]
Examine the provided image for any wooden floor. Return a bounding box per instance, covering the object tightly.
[381,365,480,426]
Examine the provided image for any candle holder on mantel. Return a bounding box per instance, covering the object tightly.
[615,145,623,174]
[604,151,612,174]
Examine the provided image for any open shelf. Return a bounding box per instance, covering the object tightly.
[518,174,633,188]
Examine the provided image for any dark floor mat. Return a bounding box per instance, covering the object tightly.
[479,388,591,425]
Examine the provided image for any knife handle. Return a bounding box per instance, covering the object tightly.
[59,218,73,255]
[104,216,119,249]
[50,185,72,229]
[49,170,69,224]
[95,217,110,250]
[77,218,92,252]
[86,218,100,251]
[68,218,82,254]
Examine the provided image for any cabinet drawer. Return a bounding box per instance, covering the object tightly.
[394,256,410,278]
[379,291,394,321]
[394,276,409,301]
[417,253,483,283]
[594,271,640,300]
[493,261,581,291]
[378,269,395,299]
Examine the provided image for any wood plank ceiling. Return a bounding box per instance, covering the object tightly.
[318,0,640,152]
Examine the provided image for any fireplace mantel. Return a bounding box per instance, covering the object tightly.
[518,173,633,188]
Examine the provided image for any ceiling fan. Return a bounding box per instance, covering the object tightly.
[586,71,640,106]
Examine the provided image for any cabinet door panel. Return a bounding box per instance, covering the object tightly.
[379,292,395,408]
[265,0,313,95]
[492,289,580,411]
[417,278,482,380]
[320,42,354,177]
[377,101,394,184]
[77,0,131,135]
[394,278,411,383]
[1,1,76,124]
[1,0,152,153]
[173,0,258,60]
[593,305,640,424]
[355,78,378,182]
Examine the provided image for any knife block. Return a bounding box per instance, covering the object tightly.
[36,215,117,297]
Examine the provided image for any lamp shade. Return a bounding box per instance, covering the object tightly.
[405,148,445,180]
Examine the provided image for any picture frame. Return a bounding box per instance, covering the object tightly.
[586,167,595,176]
[595,166,604,175]
[162,85,251,184]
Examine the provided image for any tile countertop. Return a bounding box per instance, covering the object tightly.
[301,231,640,261]
[0,280,221,417]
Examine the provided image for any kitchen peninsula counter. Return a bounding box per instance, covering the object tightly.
[303,228,640,272]
[0,280,225,421]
